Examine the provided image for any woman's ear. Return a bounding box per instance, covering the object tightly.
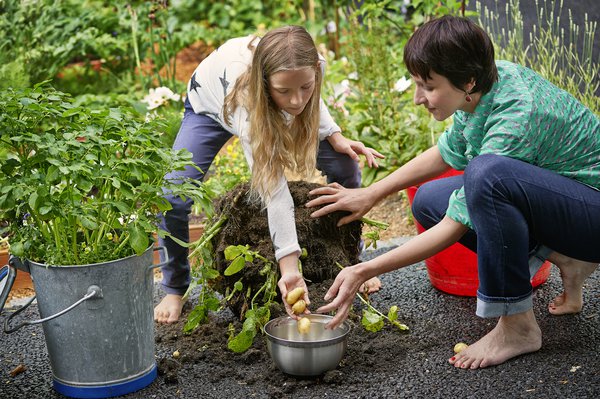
[465,77,476,93]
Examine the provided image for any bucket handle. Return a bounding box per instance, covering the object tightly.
[150,246,169,270]
[4,285,102,334]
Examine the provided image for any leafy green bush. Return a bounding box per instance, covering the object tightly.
[0,83,212,265]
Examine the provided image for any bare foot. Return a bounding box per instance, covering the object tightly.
[360,276,382,294]
[154,294,185,323]
[448,310,542,369]
[546,252,598,315]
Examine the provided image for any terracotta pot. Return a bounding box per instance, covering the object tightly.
[1,248,34,292]
[406,169,551,296]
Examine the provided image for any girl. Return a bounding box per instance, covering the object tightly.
[307,16,599,369]
[154,25,384,323]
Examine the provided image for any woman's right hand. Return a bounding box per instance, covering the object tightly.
[305,182,376,225]
[316,264,366,329]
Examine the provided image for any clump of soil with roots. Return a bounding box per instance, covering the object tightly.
[208,180,362,316]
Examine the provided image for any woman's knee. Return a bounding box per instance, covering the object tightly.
[464,154,515,202]
[412,181,445,229]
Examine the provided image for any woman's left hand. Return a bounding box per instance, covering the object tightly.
[327,132,384,168]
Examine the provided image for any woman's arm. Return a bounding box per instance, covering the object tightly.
[306,145,451,225]
[317,215,468,329]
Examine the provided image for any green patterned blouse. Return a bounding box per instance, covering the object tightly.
[437,60,600,229]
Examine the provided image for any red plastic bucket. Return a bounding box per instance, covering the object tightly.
[406,169,551,297]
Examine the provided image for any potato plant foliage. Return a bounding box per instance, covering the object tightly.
[0,83,212,265]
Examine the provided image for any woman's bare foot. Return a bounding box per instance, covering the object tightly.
[360,276,382,294]
[546,252,598,315]
[154,294,185,323]
[449,310,542,369]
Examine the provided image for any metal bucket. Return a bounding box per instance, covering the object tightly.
[2,246,166,398]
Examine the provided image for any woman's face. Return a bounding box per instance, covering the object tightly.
[412,71,472,121]
[268,68,316,116]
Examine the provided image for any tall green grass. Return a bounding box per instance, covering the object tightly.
[478,0,599,114]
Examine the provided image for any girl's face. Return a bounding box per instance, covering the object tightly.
[412,71,474,121]
[268,68,316,116]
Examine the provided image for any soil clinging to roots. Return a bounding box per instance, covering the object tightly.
[208,181,362,314]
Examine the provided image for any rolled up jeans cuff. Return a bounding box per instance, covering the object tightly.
[476,291,533,318]
[529,245,553,278]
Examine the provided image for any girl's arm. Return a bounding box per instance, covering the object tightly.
[326,132,384,168]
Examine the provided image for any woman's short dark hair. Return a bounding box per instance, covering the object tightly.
[403,15,498,95]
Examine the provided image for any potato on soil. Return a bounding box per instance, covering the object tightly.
[291,299,307,314]
[453,342,468,354]
[297,317,311,334]
[286,287,305,305]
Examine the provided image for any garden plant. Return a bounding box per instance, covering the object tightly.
[0,1,597,395]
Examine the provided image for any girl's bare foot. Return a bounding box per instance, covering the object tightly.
[360,276,382,294]
[546,252,598,315]
[449,310,542,369]
[154,294,185,323]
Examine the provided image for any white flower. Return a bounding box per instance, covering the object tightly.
[326,21,337,33]
[141,86,181,110]
[334,79,351,98]
[393,76,412,93]
[348,71,359,80]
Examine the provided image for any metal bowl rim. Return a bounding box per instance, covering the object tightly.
[264,314,351,346]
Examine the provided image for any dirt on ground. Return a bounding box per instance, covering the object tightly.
[154,181,408,392]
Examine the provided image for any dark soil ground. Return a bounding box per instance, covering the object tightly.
[1,181,598,398]
[2,256,598,398]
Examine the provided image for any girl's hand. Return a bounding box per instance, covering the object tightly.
[327,132,384,168]
[277,271,310,318]
[316,264,365,329]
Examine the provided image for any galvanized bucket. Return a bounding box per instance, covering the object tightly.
[2,246,167,398]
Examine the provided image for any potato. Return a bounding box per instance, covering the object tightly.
[453,342,468,354]
[297,317,311,334]
[291,299,306,314]
[286,287,305,305]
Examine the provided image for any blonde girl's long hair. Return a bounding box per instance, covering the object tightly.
[223,26,322,205]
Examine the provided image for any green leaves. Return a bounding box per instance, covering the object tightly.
[223,244,254,276]
[227,307,270,353]
[0,84,213,265]
[361,308,385,332]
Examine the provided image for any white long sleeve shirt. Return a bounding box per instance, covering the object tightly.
[186,35,342,261]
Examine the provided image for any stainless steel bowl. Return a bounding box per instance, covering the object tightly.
[264,314,351,376]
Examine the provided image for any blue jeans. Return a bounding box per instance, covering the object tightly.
[412,154,600,317]
[159,100,361,295]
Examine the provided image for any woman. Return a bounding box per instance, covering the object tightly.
[307,15,599,369]
[154,26,384,324]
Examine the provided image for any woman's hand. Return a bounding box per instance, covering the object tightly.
[327,132,384,168]
[316,264,365,329]
[306,182,377,225]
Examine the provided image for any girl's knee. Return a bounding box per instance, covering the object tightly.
[324,158,361,188]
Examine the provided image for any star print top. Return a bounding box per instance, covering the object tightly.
[186,35,342,261]
[438,60,600,229]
